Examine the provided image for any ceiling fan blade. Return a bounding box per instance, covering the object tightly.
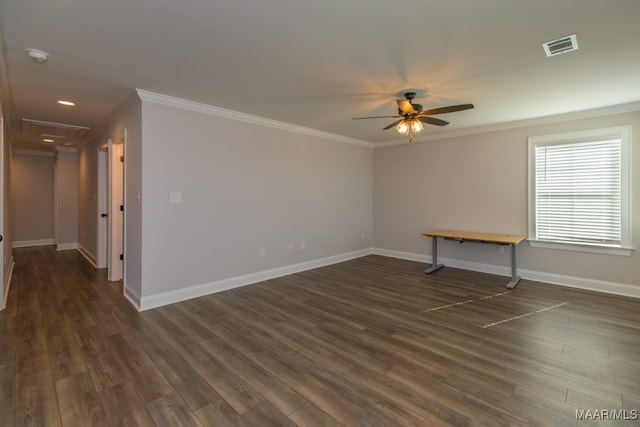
[420,104,474,115]
[418,116,449,126]
[397,100,416,115]
[383,119,404,130]
[352,115,401,120]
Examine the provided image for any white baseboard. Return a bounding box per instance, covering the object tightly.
[373,248,430,264]
[1,257,15,311]
[124,286,141,311]
[12,238,55,248]
[77,244,97,268]
[373,248,640,299]
[138,248,374,311]
[57,242,78,251]
[521,270,640,299]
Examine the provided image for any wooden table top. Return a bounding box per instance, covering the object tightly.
[422,230,526,245]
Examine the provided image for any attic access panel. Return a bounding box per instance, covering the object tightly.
[22,118,90,146]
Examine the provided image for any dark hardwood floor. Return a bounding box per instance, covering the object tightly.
[1,246,639,426]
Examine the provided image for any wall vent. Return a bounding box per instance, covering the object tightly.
[542,34,578,57]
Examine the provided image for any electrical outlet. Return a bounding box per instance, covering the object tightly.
[289,244,294,253]
[499,245,505,254]
[259,248,266,258]
[300,242,305,250]
[169,192,182,203]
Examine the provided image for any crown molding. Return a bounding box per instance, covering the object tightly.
[374,101,640,148]
[136,89,374,148]
[134,89,639,150]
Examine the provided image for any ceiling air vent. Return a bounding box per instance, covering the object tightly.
[542,34,578,57]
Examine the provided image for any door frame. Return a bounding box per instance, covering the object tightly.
[97,130,125,281]
[97,143,108,269]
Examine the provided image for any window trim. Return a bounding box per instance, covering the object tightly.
[527,125,633,256]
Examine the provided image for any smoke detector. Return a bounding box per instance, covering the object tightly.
[25,48,50,63]
[542,34,578,57]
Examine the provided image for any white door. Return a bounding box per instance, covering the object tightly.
[109,139,124,281]
[97,134,124,282]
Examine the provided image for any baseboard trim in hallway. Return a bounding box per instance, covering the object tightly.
[1,257,14,310]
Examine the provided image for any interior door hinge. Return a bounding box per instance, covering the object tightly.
[120,155,124,163]
[120,204,124,212]
[120,254,124,261]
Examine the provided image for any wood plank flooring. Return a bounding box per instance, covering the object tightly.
[1,246,639,426]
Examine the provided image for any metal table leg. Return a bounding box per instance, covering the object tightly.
[424,236,444,274]
[506,243,521,289]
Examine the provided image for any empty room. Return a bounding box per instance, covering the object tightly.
[1,1,639,426]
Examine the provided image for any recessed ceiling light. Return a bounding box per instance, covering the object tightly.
[25,48,50,63]
[43,138,55,143]
[57,100,75,106]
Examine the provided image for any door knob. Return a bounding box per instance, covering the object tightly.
[101,213,108,217]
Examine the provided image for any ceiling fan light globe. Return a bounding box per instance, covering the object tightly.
[410,119,424,134]
[396,120,410,135]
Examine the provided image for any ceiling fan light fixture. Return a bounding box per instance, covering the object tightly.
[396,120,410,136]
[396,118,423,142]
[410,119,424,134]
[353,91,473,142]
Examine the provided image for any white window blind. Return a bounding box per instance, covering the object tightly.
[534,139,621,246]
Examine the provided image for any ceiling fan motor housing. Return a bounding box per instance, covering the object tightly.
[404,92,417,101]
[399,92,422,115]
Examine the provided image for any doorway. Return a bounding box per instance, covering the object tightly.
[97,130,125,281]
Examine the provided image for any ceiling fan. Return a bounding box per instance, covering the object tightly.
[353,92,474,142]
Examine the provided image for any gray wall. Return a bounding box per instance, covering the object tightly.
[137,97,373,305]
[56,149,78,248]
[12,149,79,250]
[12,151,55,244]
[82,92,373,309]
[78,138,97,259]
[374,109,640,291]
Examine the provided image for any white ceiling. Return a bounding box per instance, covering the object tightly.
[1,0,639,149]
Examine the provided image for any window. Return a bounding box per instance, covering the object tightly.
[528,126,632,255]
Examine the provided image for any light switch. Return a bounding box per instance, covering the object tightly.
[169,192,182,203]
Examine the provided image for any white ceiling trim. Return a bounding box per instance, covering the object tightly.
[136,89,374,149]
[375,101,640,148]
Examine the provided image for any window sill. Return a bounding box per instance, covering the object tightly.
[528,240,634,256]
